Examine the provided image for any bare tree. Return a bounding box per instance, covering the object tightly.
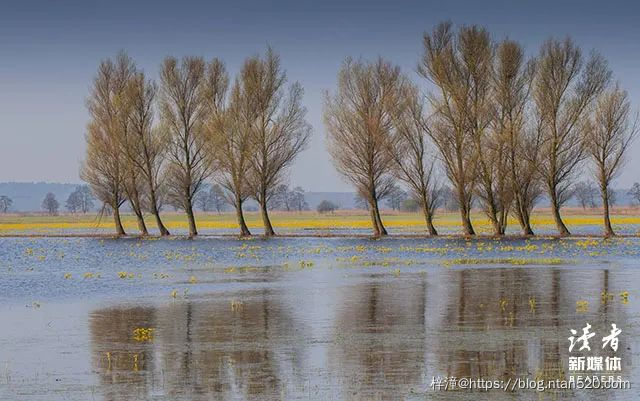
[0,195,13,213]
[108,53,148,235]
[207,60,252,235]
[574,181,597,209]
[160,56,222,237]
[387,83,441,235]
[494,39,541,235]
[629,183,640,206]
[123,70,171,235]
[532,37,611,236]
[325,58,405,236]
[384,184,407,211]
[42,192,59,215]
[245,49,311,236]
[81,54,131,235]
[586,85,638,236]
[419,22,478,235]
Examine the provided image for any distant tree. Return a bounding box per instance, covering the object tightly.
[574,182,598,209]
[585,85,638,236]
[317,200,337,214]
[354,194,370,211]
[608,188,618,206]
[289,187,308,212]
[209,184,227,213]
[65,190,81,213]
[440,187,460,212]
[272,184,292,211]
[384,185,407,211]
[42,193,59,215]
[0,195,12,213]
[401,198,420,212]
[66,186,94,214]
[629,183,640,205]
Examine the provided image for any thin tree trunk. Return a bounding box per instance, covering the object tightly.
[368,203,380,236]
[601,186,615,237]
[259,200,275,236]
[235,196,251,236]
[421,195,438,236]
[185,201,198,237]
[371,198,387,236]
[550,190,570,236]
[456,184,475,236]
[133,207,148,236]
[149,190,170,236]
[113,206,126,236]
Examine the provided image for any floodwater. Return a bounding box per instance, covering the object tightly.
[0,236,639,400]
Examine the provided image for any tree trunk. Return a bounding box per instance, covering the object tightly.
[368,204,380,236]
[133,207,148,236]
[421,196,438,236]
[260,200,275,236]
[550,190,570,236]
[602,187,615,237]
[514,198,535,236]
[185,201,198,237]
[371,198,387,236]
[456,185,475,236]
[235,196,251,236]
[149,191,170,236]
[113,206,126,236]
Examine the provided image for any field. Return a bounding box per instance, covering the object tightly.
[0,208,639,236]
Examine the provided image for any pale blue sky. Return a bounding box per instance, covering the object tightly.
[1,0,639,190]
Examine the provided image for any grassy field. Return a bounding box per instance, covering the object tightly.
[0,207,638,236]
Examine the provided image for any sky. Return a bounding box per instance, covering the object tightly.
[1,0,639,191]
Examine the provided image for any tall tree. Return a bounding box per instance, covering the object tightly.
[245,49,311,236]
[532,37,610,236]
[419,22,478,235]
[123,70,171,235]
[207,60,252,235]
[160,56,222,237]
[387,83,441,235]
[110,53,148,235]
[586,86,638,236]
[494,39,540,235]
[325,58,405,236]
[81,53,131,236]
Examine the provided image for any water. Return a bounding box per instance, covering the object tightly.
[0,237,638,400]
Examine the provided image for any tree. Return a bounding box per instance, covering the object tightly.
[384,185,407,211]
[160,56,223,237]
[289,187,308,211]
[317,200,338,214]
[419,22,478,236]
[122,69,170,235]
[206,59,252,235]
[272,184,292,211]
[42,192,59,215]
[196,184,227,213]
[81,53,130,235]
[325,58,405,236]
[574,181,597,209]
[0,195,12,213]
[586,85,638,236]
[628,183,640,205]
[354,194,370,211]
[532,37,611,236]
[494,39,541,236]
[387,82,441,235]
[245,49,311,236]
[65,190,81,213]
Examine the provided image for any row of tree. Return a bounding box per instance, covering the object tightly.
[81,49,311,237]
[325,21,637,237]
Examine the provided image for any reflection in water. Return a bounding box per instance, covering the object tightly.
[89,268,637,400]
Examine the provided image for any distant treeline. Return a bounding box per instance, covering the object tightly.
[80,21,638,237]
